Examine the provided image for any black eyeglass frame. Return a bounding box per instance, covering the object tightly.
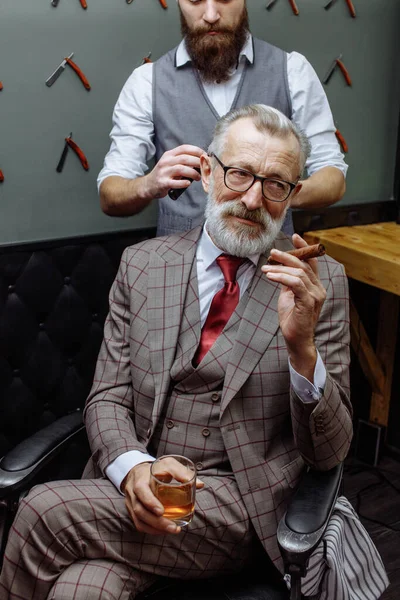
[209,152,298,203]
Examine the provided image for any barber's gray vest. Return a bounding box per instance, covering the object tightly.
[153,37,293,237]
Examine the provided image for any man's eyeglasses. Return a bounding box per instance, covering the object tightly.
[210,153,298,203]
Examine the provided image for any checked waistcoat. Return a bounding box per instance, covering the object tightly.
[149,257,249,476]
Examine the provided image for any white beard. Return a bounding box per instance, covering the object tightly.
[204,178,288,257]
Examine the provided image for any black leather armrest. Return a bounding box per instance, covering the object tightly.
[277,463,343,576]
[0,411,85,498]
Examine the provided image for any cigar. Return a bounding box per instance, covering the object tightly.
[267,243,325,265]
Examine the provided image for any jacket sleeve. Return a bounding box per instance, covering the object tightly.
[290,259,353,470]
[83,247,150,475]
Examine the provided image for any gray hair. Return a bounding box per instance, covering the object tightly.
[208,104,311,173]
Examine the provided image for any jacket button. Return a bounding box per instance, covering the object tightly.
[166,420,175,429]
[211,393,220,402]
[202,428,210,437]
[196,462,203,471]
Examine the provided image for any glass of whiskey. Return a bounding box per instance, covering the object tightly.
[150,455,196,527]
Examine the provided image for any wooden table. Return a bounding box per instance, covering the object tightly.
[304,222,400,429]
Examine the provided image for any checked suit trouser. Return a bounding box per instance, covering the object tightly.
[0,475,255,600]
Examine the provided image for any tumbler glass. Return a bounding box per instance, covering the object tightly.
[150,455,196,526]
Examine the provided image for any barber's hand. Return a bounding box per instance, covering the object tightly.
[144,145,203,199]
[261,234,327,379]
[121,460,204,536]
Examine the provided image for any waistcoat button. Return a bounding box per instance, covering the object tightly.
[211,393,220,402]
[166,420,175,429]
[202,428,210,437]
[196,462,203,471]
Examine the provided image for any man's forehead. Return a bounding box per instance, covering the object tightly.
[224,120,299,154]
[219,123,301,177]
[224,122,283,153]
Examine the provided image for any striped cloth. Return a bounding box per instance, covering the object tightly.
[285,496,390,599]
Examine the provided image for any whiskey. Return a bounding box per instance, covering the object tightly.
[154,482,195,526]
[150,455,197,527]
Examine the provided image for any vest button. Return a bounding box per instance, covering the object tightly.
[202,428,210,437]
[211,393,220,402]
[196,462,203,471]
[166,420,175,429]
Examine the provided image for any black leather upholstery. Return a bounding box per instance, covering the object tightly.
[0,229,155,466]
[285,464,342,535]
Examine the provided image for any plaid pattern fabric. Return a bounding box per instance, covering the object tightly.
[0,227,356,599]
[47,559,152,600]
[0,477,255,599]
[83,227,352,566]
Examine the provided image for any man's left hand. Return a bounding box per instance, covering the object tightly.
[261,234,327,380]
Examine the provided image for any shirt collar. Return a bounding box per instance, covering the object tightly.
[176,33,254,68]
[198,222,259,270]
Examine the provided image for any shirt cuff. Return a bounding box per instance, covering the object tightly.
[105,450,156,494]
[289,351,326,402]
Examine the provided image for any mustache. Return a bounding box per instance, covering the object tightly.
[191,25,237,35]
[220,203,268,227]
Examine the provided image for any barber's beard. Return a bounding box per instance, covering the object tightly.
[204,179,287,258]
[180,8,249,83]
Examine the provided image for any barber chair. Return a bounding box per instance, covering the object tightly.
[0,231,343,600]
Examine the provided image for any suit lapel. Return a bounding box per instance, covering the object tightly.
[220,245,285,414]
[147,227,202,426]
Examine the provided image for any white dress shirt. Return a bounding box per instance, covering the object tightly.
[106,225,326,492]
[98,35,347,189]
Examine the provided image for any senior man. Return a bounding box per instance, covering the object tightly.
[0,105,387,600]
[99,0,347,237]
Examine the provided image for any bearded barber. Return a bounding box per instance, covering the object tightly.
[98,0,347,236]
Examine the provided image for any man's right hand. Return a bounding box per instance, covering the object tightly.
[144,145,203,200]
[122,458,204,535]
[100,145,204,217]
[121,462,181,535]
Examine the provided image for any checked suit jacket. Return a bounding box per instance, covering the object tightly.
[84,225,353,570]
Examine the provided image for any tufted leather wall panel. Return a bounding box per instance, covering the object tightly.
[0,229,156,460]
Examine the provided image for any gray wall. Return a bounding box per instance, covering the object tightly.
[0,0,399,244]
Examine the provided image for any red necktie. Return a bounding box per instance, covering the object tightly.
[193,254,245,366]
